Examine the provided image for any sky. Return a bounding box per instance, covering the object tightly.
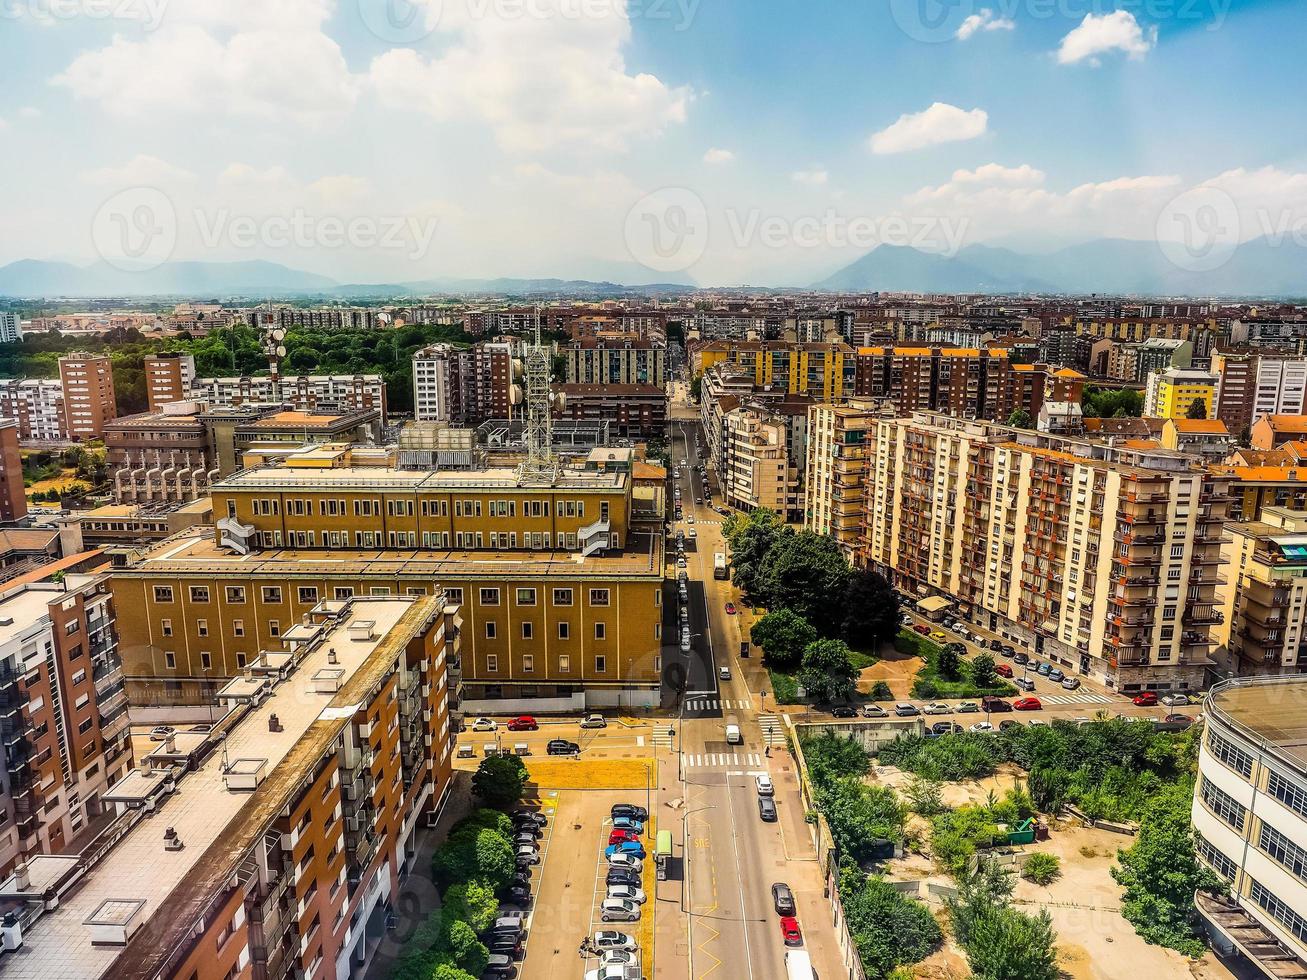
[0,0,1304,287]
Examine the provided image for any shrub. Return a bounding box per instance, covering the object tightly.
[801,731,871,791]
[1021,853,1062,886]
[841,869,943,979]
[471,754,528,808]
[869,680,894,701]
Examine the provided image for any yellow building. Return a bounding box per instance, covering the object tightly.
[693,340,854,402]
[1215,507,1307,675]
[1144,368,1218,419]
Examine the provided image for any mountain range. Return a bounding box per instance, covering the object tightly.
[815,236,1307,297]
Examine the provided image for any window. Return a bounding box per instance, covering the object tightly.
[1249,879,1307,946]
[161,618,172,637]
[553,588,573,606]
[65,619,80,636]
[559,654,571,672]
[516,588,537,606]
[1268,769,1307,820]
[154,586,174,603]
[480,588,500,606]
[164,651,176,669]
[235,653,247,669]
[233,620,244,638]
[594,655,606,672]
[487,654,498,672]
[522,622,533,640]
[485,621,497,639]
[523,654,534,673]
[225,586,246,604]
[1207,730,1254,778]
[558,622,570,640]
[78,717,93,734]
[1258,821,1307,883]
[262,586,283,603]
[445,587,463,604]
[334,587,354,600]
[298,586,319,604]
[71,669,86,685]
[190,586,210,603]
[197,619,208,638]
[589,589,611,606]
[200,652,212,671]
[269,620,280,637]
[1199,775,1246,832]
[595,623,606,640]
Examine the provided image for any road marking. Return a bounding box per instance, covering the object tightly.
[636,735,645,747]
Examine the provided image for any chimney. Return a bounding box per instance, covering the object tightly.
[12,862,30,891]
[327,648,338,665]
[163,734,177,754]
[269,714,282,733]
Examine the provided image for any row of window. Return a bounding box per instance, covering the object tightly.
[1267,769,1307,821]
[1194,832,1238,883]
[483,653,608,674]
[1208,728,1255,779]
[1249,879,1307,947]
[256,529,590,552]
[155,584,620,608]
[237,496,596,519]
[484,620,617,641]
[1199,775,1247,833]
[481,587,611,607]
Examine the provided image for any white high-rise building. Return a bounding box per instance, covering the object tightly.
[0,312,22,343]
[413,343,463,423]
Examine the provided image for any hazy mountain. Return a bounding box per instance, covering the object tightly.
[816,237,1307,297]
[0,259,337,298]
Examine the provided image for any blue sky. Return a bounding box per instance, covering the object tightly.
[0,0,1304,286]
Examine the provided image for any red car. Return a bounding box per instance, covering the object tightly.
[995,663,1013,678]
[779,916,803,947]
[1132,692,1159,707]
[608,829,641,845]
[725,602,737,615]
[507,716,539,731]
[1013,697,1042,711]
[912,623,931,635]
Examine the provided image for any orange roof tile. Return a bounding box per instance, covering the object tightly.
[1171,419,1230,434]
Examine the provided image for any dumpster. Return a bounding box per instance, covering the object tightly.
[655,830,673,880]
[1006,818,1037,845]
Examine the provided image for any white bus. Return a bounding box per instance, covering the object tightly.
[785,949,813,980]
[713,552,728,580]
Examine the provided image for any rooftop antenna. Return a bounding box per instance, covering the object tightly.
[519,305,560,484]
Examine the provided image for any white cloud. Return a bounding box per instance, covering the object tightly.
[956,9,1015,40]
[907,163,1045,203]
[1057,11,1157,66]
[703,148,735,164]
[218,163,294,187]
[792,169,829,186]
[308,175,374,205]
[368,0,691,152]
[18,107,41,119]
[870,102,988,155]
[52,21,357,125]
[80,154,196,186]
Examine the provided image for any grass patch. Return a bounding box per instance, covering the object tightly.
[768,668,803,705]
[896,630,1016,699]
[848,648,880,671]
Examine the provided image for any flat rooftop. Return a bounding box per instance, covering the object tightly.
[0,597,424,980]
[1207,677,1307,776]
[213,464,628,493]
[119,529,664,581]
[0,588,55,651]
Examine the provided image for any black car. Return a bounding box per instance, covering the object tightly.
[547,739,580,756]
[514,823,542,838]
[513,832,540,847]
[611,804,649,822]
[606,867,641,887]
[930,721,962,735]
[503,885,533,907]
[998,720,1023,731]
[1013,651,1029,666]
[758,797,778,821]
[989,639,1003,652]
[487,933,524,957]
[831,704,858,718]
[512,809,547,827]
[1001,645,1016,659]
[771,882,796,915]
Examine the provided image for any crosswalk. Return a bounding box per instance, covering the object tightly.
[759,714,785,746]
[684,752,766,769]
[651,729,674,750]
[682,697,751,712]
[1038,693,1116,705]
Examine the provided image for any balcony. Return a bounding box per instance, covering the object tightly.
[1195,891,1307,980]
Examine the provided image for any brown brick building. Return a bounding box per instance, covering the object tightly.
[0,419,27,523]
[58,353,117,440]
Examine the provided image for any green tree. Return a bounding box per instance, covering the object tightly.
[430,965,478,980]
[798,638,858,704]
[750,608,819,671]
[961,902,1059,980]
[1007,409,1033,429]
[817,778,905,862]
[869,680,893,701]
[841,870,942,979]
[690,375,702,400]
[471,754,528,808]
[971,654,997,689]
[905,775,947,817]
[1185,397,1209,420]
[445,920,489,976]
[442,880,499,933]
[1112,783,1221,956]
[1021,853,1062,886]
[938,643,963,682]
[760,531,851,628]
[841,568,901,651]
[801,731,871,791]
[722,508,785,600]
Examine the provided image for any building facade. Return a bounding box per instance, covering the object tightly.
[0,420,26,524]
[58,353,117,440]
[1144,368,1218,419]
[190,374,388,422]
[1212,349,1307,437]
[142,352,196,410]
[564,336,665,387]
[1216,508,1307,676]
[0,312,21,344]
[804,401,878,559]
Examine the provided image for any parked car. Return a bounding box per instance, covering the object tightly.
[611,804,649,822]
[514,824,542,840]
[998,720,1023,731]
[1013,697,1043,711]
[989,639,1003,652]
[471,718,498,732]
[1001,645,1016,659]
[512,809,547,827]
[606,867,641,888]
[981,696,1012,712]
[1132,692,1159,706]
[956,701,980,713]
[780,916,803,946]
[604,842,645,859]
[1161,693,1191,706]
[894,703,920,716]
[1016,677,1037,692]
[995,663,1014,678]
[1013,651,1029,665]
[725,602,737,615]
[929,630,948,641]
[831,704,858,718]
[507,716,539,732]
[607,853,643,872]
[969,722,994,733]
[592,931,637,951]
[912,624,931,635]
[772,882,796,915]
[862,703,889,718]
[547,739,580,756]
[1036,662,1052,676]
[484,953,516,977]
[1048,668,1065,682]
[608,829,640,846]
[1061,677,1081,691]
[611,816,644,833]
[1163,714,1194,727]
[504,884,532,906]
[606,885,646,905]
[719,666,731,681]
[922,702,951,715]
[515,846,539,865]
[600,949,638,968]
[487,933,524,957]
[600,899,640,922]
[758,796,778,821]
[755,774,775,796]
[580,714,607,729]
[930,721,962,735]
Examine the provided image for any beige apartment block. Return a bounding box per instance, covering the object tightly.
[804,400,879,560]
[723,407,797,519]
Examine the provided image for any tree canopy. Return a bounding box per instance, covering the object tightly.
[471,754,528,809]
[751,608,819,671]
[841,569,901,650]
[759,530,851,626]
[799,638,859,704]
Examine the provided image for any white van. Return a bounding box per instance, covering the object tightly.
[725,719,742,744]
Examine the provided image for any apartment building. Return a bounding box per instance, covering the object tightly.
[723,408,796,519]
[1159,419,1235,461]
[557,383,666,436]
[0,420,26,524]
[1071,317,1222,359]
[111,463,665,708]
[1211,349,1307,436]
[190,374,388,422]
[804,401,878,560]
[142,352,195,410]
[564,336,665,387]
[1215,508,1307,676]
[1144,368,1218,419]
[0,594,459,980]
[0,312,21,344]
[1212,462,1307,521]
[412,343,464,423]
[1191,677,1307,978]
[0,575,132,875]
[58,353,117,440]
[861,413,1233,692]
[698,363,756,476]
[694,340,856,402]
[0,380,65,442]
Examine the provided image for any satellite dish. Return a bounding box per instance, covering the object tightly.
[275,346,287,358]
[272,329,285,341]
[509,385,524,405]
